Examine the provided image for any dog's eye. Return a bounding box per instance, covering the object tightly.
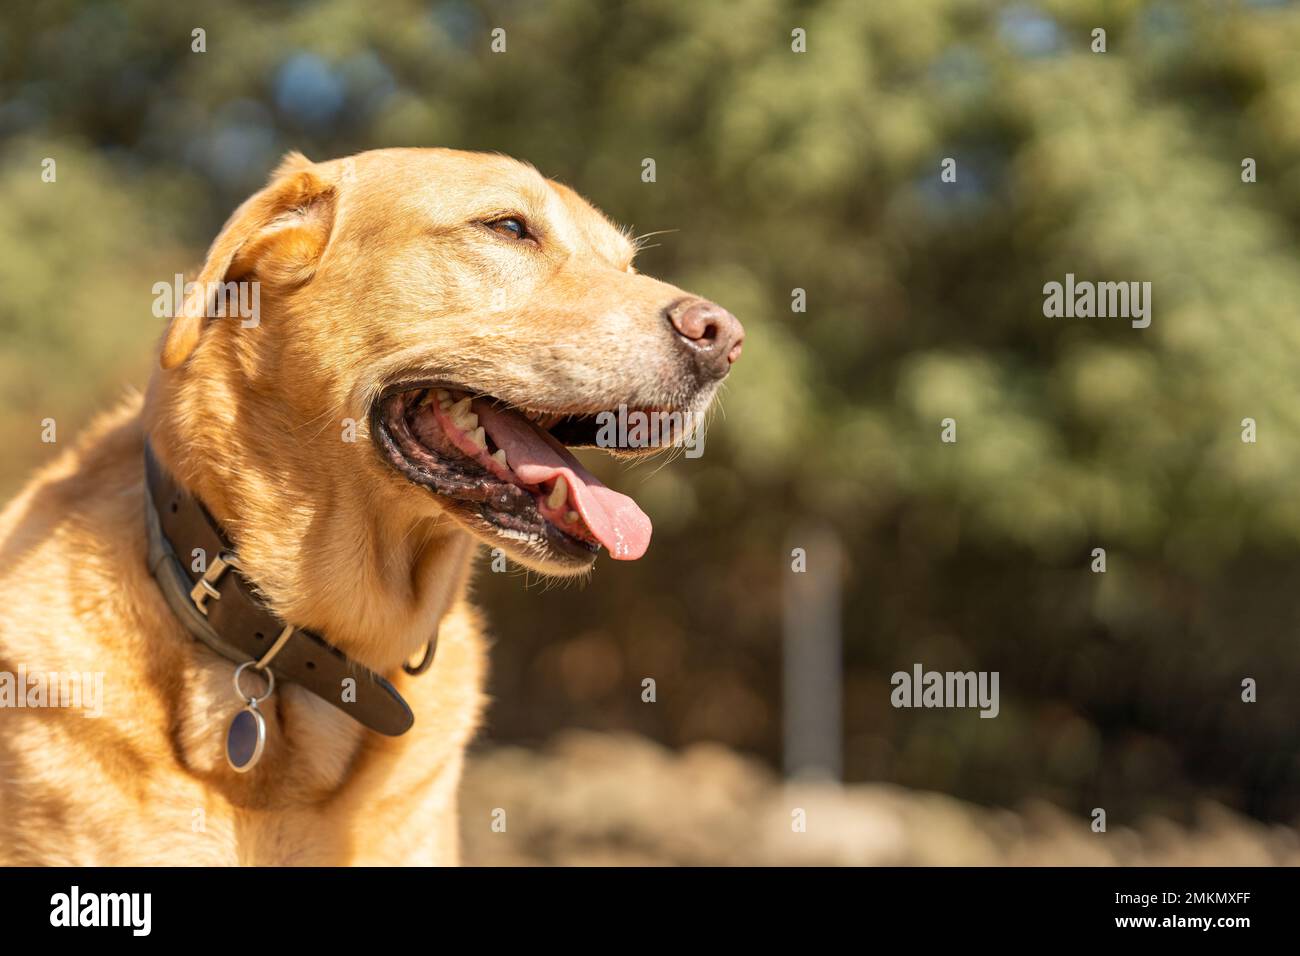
[487,217,529,241]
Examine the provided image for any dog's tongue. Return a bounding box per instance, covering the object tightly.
[475,404,652,560]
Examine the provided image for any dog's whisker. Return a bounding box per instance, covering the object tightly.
[631,227,679,248]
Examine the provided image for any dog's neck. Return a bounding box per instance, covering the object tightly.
[142,373,476,676]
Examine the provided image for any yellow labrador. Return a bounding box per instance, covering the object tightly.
[0,148,742,865]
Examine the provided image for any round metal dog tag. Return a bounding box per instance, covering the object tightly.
[226,703,266,772]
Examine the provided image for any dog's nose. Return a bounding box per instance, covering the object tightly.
[666,298,744,379]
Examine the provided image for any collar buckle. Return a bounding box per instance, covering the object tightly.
[189,551,240,616]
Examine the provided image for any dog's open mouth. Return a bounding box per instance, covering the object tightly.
[373,385,654,565]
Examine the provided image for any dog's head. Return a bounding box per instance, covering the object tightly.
[155,148,742,575]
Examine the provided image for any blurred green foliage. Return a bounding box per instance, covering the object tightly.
[3,0,1299,820]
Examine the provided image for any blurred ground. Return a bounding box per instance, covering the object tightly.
[460,732,1300,866]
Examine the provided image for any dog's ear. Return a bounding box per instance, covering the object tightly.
[160,152,337,369]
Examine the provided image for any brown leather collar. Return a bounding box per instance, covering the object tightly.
[143,441,420,736]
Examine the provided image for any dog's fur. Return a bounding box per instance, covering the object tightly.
[0,148,728,864]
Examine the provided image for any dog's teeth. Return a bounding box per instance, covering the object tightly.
[492,449,508,469]
[547,476,568,510]
[439,399,452,410]
[417,390,434,407]
[448,397,479,431]
[471,427,488,450]
[435,389,449,401]
[565,510,579,523]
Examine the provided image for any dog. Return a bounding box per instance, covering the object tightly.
[0,148,742,865]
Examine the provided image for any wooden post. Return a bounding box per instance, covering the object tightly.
[782,525,843,780]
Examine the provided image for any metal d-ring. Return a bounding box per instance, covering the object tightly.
[403,630,439,676]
